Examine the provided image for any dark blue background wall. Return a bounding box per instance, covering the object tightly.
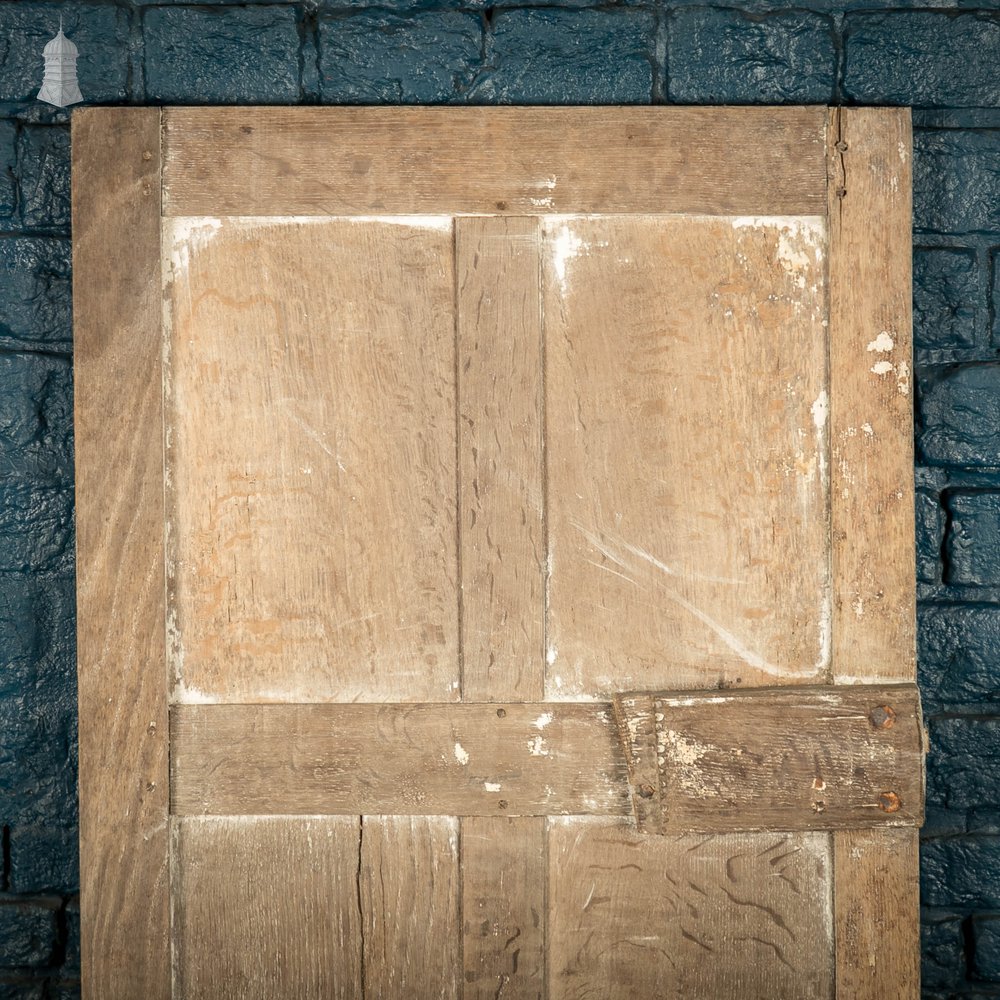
[0,2,997,996]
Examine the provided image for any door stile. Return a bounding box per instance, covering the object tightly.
[457,216,547,999]
[826,108,920,998]
[72,107,171,999]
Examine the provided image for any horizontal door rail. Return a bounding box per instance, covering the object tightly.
[161,106,828,218]
[170,683,924,833]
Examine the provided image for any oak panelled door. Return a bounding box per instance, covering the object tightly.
[73,107,924,999]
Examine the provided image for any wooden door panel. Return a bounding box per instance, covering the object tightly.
[544,216,830,697]
[164,216,459,703]
[74,107,920,999]
[174,817,363,1000]
[360,816,462,999]
[549,821,834,1000]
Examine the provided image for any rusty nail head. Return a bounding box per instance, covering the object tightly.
[498,799,508,810]
[496,707,506,719]
[869,705,896,729]
[835,140,848,152]
[812,800,826,814]
[878,791,902,813]
[637,783,656,800]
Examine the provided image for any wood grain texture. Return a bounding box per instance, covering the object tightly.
[615,684,924,832]
[173,817,362,999]
[463,817,546,1000]
[544,215,830,698]
[828,107,915,684]
[360,816,460,999]
[834,828,920,999]
[457,215,544,701]
[161,107,828,217]
[457,216,547,1000]
[170,702,628,818]
[827,108,920,999]
[548,819,834,1000]
[170,689,921,831]
[612,693,664,834]
[72,108,169,999]
[163,216,458,703]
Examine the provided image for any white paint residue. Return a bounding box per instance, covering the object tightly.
[811,390,829,432]
[546,646,558,666]
[730,217,825,290]
[867,331,895,353]
[484,781,502,793]
[534,712,553,730]
[171,679,218,705]
[868,357,910,394]
[527,735,549,757]
[345,215,452,230]
[168,217,223,276]
[861,422,874,437]
[551,224,584,291]
[898,141,908,164]
[853,597,864,619]
[454,742,470,766]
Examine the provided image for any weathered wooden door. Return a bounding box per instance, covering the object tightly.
[73,106,923,999]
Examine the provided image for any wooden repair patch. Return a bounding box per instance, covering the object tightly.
[614,683,924,833]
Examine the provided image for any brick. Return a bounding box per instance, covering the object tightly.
[0,699,77,828]
[0,240,71,351]
[0,905,54,968]
[0,573,76,701]
[918,364,1000,467]
[468,10,655,105]
[913,248,979,351]
[927,718,1000,811]
[63,899,79,975]
[0,355,72,483]
[916,488,944,584]
[915,129,1000,236]
[993,252,1000,348]
[0,486,73,575]
[922,836,1000,907]
[920,604,1000,710]
[0,4,128,104]
[8,821,78,894]
[17,127,69,232]
[144,7,300,105]
[0,121,17,225]
[922,914,965,990]
[972,915,1000,981]
[925,806,967,838]
[944,492,1000,586]
[318,13,481,104]
[0,987,45,1000]
[845,12,1000,108]
[667,9,835,104]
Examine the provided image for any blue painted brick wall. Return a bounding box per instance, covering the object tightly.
[0,2,996,996]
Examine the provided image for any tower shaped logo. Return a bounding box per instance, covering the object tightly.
[38,19,83,108]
